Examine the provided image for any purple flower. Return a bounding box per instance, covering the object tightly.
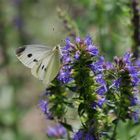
[126,66,140,86]
[84,35,93,46]
[86,45,99,56]
[89,63,99,74]
[135,60,140,68]
[96,85,108,95]
[62,54,71,63]
[75,37,81,43]
[65,37,71,46]
[92,97,106,109]
[74,51,80,59]
[131,74,140,86]
[89,56,105,74]
[131,97,138,106]
[131,94,140,106]
[104,62,114,70]
[47,124,67,138]
[123,52,132,65]
[127,66,138,75]
[62,38,73,54]
[97,97,106,108]
[114,78,121,88]
[98,56,105,64]
[73,130,84,140]
[95,74,106,85]
[109,78,122,89]
[85,132,95,140]
[58,65,73,84]
[62,45,71,53]
[132,110,139,123]
[39,100,53,119]
[39,100,48,113]
[73,130,95,140]
[62,38,77,64]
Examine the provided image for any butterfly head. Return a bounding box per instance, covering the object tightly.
[53,45,60,52]
[56,45,60,49]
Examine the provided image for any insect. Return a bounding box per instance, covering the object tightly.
[15,45,61,86]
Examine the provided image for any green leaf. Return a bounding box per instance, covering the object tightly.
[59,122,73,132]
[116,120,140,140]
[78,103,85,116]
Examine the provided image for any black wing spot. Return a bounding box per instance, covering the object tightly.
[16,47,25,56]
[27,54,32,57]
[42,65,44,69]
[33,59,38,62]
[44,68,47,71]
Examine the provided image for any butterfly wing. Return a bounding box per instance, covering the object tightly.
[31,52,53,80]
[43,46,61,85]
[31,46,61,85]
[16,45,52,68]
[16,45,61,85]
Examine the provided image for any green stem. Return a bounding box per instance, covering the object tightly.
[67,129,71,140]
[110,119,118,140]
[131,0,140,59]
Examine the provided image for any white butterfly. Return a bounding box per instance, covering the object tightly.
[16,45,61,86]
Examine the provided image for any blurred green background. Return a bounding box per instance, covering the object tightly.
[0,0,137,140]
